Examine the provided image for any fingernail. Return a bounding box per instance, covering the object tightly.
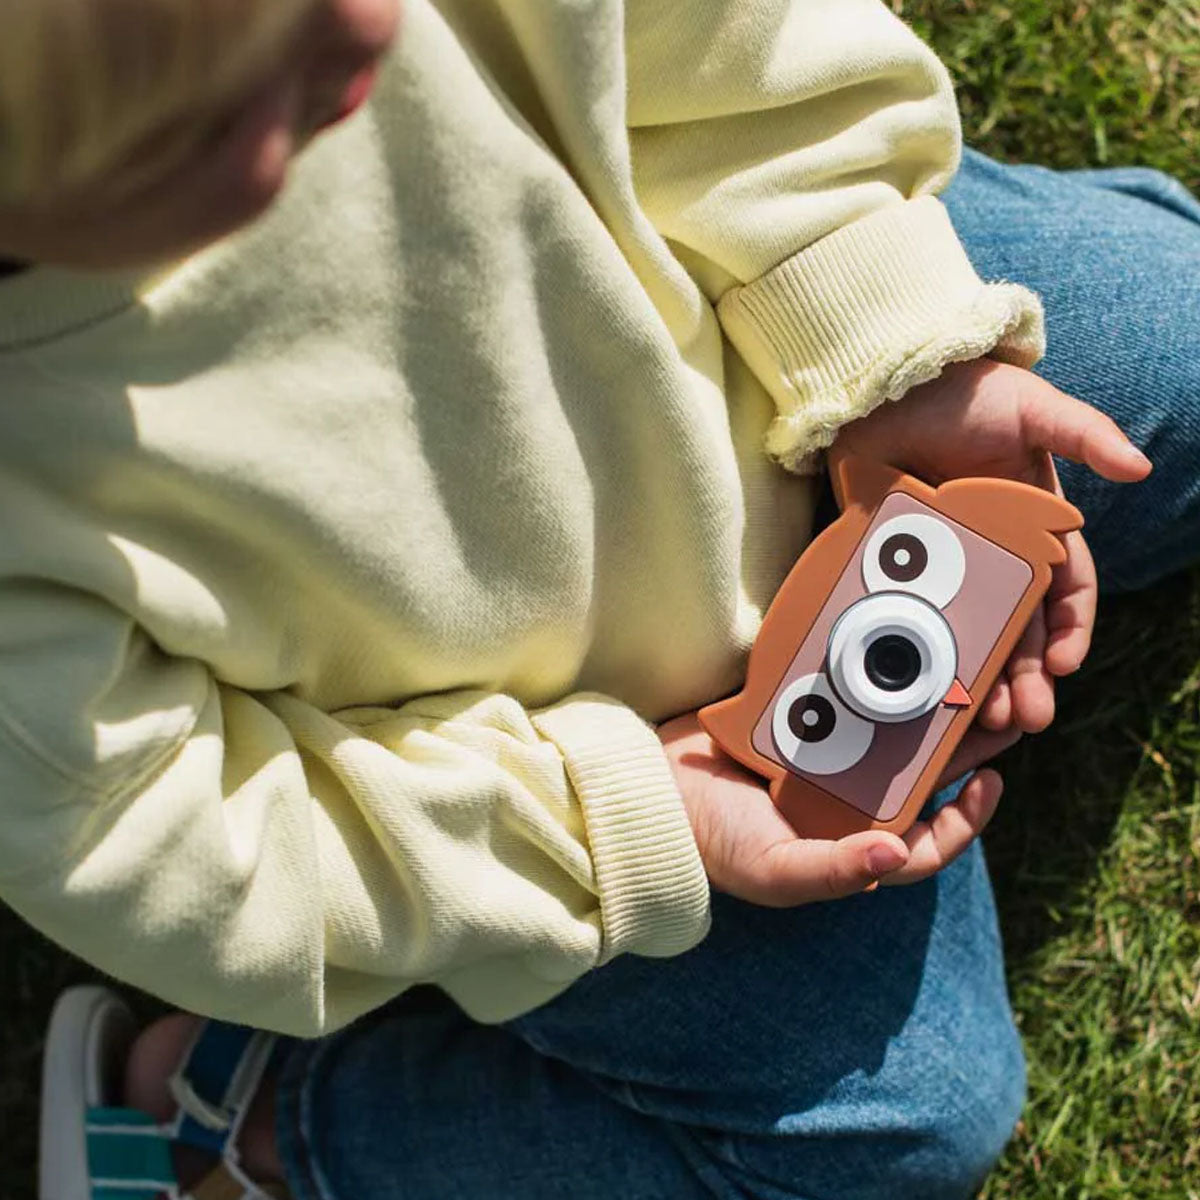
[1125,443,1152,469]
[867,844,907,876]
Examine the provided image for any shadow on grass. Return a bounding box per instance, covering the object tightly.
[985,567,1200,968]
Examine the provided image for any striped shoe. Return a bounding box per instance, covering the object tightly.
[40,987,288,1200]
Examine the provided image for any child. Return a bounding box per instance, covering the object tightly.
[2,1,1170,1196]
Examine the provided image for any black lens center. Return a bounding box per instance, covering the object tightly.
[864,634,922,692]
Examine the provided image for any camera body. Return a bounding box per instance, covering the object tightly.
[699,456,1083,840]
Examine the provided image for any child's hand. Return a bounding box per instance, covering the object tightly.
[664,361,1148,905]
[831,359,1151,738]
[660,713,1008,903]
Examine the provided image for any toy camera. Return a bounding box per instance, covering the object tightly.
[699,455,1082,839]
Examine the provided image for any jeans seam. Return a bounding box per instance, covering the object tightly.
[277,1018,384,1200]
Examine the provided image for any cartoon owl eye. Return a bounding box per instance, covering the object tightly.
[771,673,874,776]
[862,513,966,608]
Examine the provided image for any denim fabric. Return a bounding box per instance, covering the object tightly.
[275,152,1200,1199]
[944,149,1200,591]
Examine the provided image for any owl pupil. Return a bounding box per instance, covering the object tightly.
[788,695,835,744]
[880,532,927,583]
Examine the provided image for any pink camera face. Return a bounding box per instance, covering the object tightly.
[749,491,1033,822]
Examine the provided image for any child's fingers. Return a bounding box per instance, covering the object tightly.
[1006,604,1055,733]
[881,769,1003,885]
[738,830,910,906]
[977,678,1013,731]
[936,726,1022,788]
[1043,530,1097,675]
[1018,384,1152,483]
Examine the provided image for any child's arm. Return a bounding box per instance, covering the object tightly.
[0,583,709,1035]
[625,0,1044,471]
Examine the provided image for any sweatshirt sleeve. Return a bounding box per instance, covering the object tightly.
[0,581,709,1036]
[625,0,1045,471]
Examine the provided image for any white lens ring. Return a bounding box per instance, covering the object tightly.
[771,673,875,776]
[827,593,957,724]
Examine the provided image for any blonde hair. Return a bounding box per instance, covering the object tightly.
[0,0,314,203]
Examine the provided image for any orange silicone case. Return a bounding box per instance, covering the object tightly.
[698,456,1083,840]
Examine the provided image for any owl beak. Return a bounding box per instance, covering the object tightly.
[942,677,972,708]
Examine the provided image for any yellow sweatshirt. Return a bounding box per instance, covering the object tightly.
[0,0,1043,1035]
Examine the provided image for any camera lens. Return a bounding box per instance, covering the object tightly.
[864,634,922,692]
[826,592,958,723]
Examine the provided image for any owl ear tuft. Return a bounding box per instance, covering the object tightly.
[698,693,747,753]
[829,453,908,514]
[938,477,1081,536]
[936,477,1082,568]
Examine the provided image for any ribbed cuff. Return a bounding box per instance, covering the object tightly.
[717,196,1045,473]
[533,695,710,963]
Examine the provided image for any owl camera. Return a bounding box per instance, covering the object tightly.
[699,456,1083,841]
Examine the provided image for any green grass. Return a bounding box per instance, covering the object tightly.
[3,4,1200,1198]
[977,578,1200,1198]
[899,0,1200,195]
[896,1,1200,1194]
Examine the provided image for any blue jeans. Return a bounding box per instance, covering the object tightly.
[274,152,1200,1200]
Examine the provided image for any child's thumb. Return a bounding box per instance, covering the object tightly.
[739,831,910,907]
